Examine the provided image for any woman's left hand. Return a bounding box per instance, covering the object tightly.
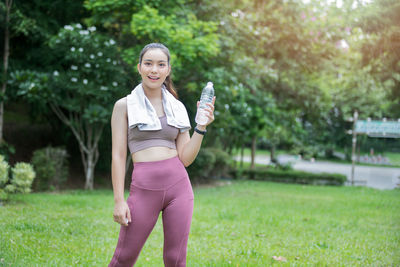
[196,96,216,128]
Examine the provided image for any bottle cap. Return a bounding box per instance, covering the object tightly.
[207,81,213,87]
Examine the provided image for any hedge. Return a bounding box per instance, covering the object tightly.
[237,167,346,186]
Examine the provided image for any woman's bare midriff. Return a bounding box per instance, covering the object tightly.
[131,146,178,163]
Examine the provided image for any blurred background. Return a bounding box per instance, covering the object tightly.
[1,0,399,190]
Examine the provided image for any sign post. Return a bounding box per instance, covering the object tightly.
[351,111,358,186]
[348,116,400,186]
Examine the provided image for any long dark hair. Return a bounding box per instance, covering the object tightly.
[139,43,178,99]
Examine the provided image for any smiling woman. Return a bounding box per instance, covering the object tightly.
[107,43,216,267]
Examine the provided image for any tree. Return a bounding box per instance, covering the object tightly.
[0,0,40,142]
[17,24,127,189]
[0,0,12,143]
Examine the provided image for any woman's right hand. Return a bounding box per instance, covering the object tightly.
[113,200,131,226]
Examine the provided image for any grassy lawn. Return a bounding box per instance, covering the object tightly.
[1,181,399,266]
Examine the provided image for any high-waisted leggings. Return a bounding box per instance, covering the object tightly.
[108,156,194,267]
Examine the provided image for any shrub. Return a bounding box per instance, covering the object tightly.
[207,148,232,178]
[31,146,69,191]
[0,155,9,187]
[0,156,36,202]
[241,167,346,185]
[10,163,36,193]
[187,147,234,182]
[187,148,216,181]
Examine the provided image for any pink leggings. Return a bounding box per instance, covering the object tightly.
[108,156,194,267]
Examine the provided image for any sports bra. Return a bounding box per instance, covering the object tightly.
[128,115,179,154]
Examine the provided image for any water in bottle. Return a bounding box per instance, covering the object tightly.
[195,81,214,125]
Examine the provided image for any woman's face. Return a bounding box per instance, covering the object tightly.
[137,48,171,90]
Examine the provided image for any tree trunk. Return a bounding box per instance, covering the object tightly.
[250,136,257,169]
[0,0,12,143]
[50,104,105,190]
[84,150,95,190]
[240,142,244,168]
[270,145,276,163]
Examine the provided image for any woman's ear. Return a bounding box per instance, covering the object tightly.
[137,63,141,74]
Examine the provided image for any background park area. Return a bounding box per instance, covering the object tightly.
[1,0,400,266]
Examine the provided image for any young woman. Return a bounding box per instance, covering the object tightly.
[108,43,215,267]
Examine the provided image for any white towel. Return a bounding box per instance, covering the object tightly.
[126,83,191,132]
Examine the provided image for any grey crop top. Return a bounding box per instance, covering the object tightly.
[128,115,179,153]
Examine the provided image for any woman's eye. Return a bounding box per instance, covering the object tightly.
[144,62,151,66]
[159,64,166,67]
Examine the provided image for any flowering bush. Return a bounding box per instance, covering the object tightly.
[0,155,10,201]
[10,163,36,194]
[0,155,9,187]
[0,156,36,201]
[47,23,126,124]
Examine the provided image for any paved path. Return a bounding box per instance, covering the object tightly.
[237,155,400,190]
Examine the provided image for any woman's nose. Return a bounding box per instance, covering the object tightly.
[151,65,158,73]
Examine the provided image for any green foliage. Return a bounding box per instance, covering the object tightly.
[0,155,10,187]
[10,162,36,194]
[187,148,216,181]
[206,147,232,178]
[5,0,399,180]
[242,167,346,186]
[31,147,69,191]
[45,23,127,124]
[187,147,232,182]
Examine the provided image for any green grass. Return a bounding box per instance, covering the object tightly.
[1,181,399,266]
[386,152,400,166]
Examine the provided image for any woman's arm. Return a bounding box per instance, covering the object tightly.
[111,97,131,225]
[176,97,215,167]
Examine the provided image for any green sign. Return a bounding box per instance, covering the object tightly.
[356,120,400,137]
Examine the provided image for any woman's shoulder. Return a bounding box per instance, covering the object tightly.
[114,97,127,107]
[113,97,127,114]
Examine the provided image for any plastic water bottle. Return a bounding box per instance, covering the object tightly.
[195,81,214,125]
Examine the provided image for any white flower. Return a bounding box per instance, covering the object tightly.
[85,63,91,68]
[53,71,59,76]
[71,77,78,82]
[113,60,117,65]
[97,52,103,57]
[106,58,111,62]
[64,25,73,31]
[83,79,88,84]
[88,26,96,32]
[79,30,89,35]
[71,65,78,70]
[70,47,76,52]
[109,39,116,45]
[29,83,35,89]
[76,23,82,29]
[112,82,118,87]
[220,21,225,26]
[55,39,61,43]
[100,86,108,91]
[90,54,95,59]
[95,64,99,68]
[79,47,84,52]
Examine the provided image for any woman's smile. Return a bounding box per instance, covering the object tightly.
[148,76,160,81]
